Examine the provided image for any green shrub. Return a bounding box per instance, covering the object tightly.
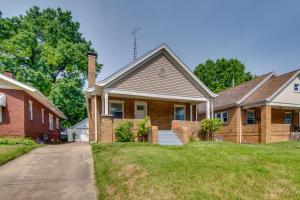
[0,137,36,145]
[200,119,222,141]
[137,116,151,142]
[115,121,134,142]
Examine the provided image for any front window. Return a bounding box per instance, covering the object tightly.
[49,114,54,131]
[109,101,123,118]
[214,112,229,124]
[294,84,300,92]
[247,110,255,124]
[41,108,44,124]
[29,100,33,120]
[174,105,186,120]
[284,112,292,124]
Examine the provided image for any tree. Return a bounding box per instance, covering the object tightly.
[0,6,101,127]
[194,58,254,93]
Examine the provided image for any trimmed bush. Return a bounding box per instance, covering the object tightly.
[0,137,36,145]
[115,121,134,142]
[200,119,222,141]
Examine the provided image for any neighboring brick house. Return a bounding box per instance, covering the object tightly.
[85,44,217,143]
[198,69,300,144]
[0,72,67,142]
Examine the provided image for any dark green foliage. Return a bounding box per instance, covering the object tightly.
[194,58,254,93]
[114,121,134,142]
[0,6,102,127]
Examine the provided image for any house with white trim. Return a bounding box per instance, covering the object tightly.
[198,69,300,144]
[85,44,217,143]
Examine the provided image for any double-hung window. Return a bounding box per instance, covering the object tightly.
[109,101,124,118]
[284,112,292,124]
[174,105,186,120]
[294,84,300,92]
[246,110,255,124]
[29,100,33,120]
[214,112,229,124]
[56,118,59,129]
[49,114,54,131]
[41,108,44,124]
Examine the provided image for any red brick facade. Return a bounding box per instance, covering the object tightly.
[0,89,61,141]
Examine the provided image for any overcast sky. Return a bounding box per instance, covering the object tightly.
[1,0,300,81]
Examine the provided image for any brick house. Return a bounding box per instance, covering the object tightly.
[198,69,300,144]
[85,44,217,143]
[0,72,67,142]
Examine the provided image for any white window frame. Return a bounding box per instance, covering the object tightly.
[56,117,59,129]
[49,113,54,131]
[0,106,2,123]
[246,110,256,124]
[29,100,33,120]
[109,100,124,118]
[214,111,229,124]
[284,112,292,124]
[134,101,147,119]
[294,83,300,93]
[174,104,186,120]
[41,108,44,125]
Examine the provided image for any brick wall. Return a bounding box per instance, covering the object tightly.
[0,89,25,136]
[0,89,61,141]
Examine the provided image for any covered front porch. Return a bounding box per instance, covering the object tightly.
[241,103,300,143]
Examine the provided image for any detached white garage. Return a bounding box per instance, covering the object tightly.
[70,118,89,142]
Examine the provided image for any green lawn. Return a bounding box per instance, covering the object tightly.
[0,144,39,165]
[92,141,300,200]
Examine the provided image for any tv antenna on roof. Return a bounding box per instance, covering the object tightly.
[132,27,141,61]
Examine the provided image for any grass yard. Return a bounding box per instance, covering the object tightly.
[0,137,40,165]
[92,141,300,200]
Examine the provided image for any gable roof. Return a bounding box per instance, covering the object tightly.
[243,69,300,105]
[70,118,88,129]
[0,74,67,119]
[97,43,217,98]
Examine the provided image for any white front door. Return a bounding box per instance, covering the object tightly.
[134,101,147,119]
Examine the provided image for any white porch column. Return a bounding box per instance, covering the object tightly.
[102,94,105,114]
[190,104,193,121]
[104,92,109,115]
[211,101,214,118]
[206,100,210,119]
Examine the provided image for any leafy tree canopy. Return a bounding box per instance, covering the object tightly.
[194,58,254,93]
[0,6,101,127]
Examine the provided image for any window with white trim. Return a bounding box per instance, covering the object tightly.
[41,108,44,124]
[0,106,2,123]
[29,100,33,120]
[294,84,300,92]
[174,105,186,120]
[49,113,54,131]
[246,110,255,124]
[109,100,124,118]
[284,112,292,124]
[56,118,59,129]
[214,111,229,124]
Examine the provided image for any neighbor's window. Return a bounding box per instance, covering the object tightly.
[214,112,229,124]
[29,100,33,120]
[0,106,2,123]
[294,84,300,92]
[41,108,44,124]
[284,112,292,124]
[56,118,59,129]
[246,110,255,124]
[109,101,124,118]
[174,105,186,120]
[49,114,54,131]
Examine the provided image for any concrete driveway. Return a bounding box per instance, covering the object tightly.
[0,142,97,200]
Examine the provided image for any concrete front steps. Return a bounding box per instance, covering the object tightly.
[158,130,183,146]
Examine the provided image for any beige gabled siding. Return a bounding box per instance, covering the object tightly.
[110,53,205,98]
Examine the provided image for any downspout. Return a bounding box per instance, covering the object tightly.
[239,107,242,144]
[94,95,97,142]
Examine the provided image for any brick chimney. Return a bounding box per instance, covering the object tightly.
[3,71,13,78]
[87,52,97,88]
